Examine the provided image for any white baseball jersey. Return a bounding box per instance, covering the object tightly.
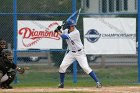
[59,27,92,74]
[62,28,83,51]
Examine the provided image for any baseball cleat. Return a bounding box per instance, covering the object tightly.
[58,83,64,88]
[96,82,102,88]
[1,85,13,89]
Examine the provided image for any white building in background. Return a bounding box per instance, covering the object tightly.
[81,0,137,13]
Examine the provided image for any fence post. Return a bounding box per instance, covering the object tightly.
[138,0,140,83]
[13,0,18,83]
[72,0,77,83]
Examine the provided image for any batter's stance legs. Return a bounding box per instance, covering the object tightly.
[58,71,102,88]
[58,73,65,88]
[89,71,99,82]
[89,71,102,88]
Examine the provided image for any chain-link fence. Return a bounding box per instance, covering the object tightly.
[0,0,138,87]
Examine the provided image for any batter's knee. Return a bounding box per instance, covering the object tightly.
[82,66,92,74]
[59,64,67,73]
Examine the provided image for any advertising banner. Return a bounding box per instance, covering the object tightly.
[84,18,136,54]
[18,20,62,50]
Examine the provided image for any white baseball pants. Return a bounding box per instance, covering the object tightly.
[59,49,92,74]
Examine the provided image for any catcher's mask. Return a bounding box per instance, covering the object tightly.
[0,39,6,50]
[1,49,13,62]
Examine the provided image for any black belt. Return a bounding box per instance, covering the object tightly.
[72,49,82,53]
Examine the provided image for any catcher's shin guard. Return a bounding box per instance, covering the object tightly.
[1,71,16,89]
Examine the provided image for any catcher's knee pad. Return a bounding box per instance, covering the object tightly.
[1,71,16,86]
[7,71,16,80]
[1,74,8,82]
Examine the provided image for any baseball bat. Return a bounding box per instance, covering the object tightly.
[76,8,81,24]
[63,8,81,26]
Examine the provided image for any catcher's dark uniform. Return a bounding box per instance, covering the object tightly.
[0,46,3,58]
[0,49,25,89]
[0,50,17,89]
[0,58,17,75]
[0,50,2,58]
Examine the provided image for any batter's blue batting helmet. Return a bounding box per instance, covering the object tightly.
[66,19,76,26]
[65,19,76,29]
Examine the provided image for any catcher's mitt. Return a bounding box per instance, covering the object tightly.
[17,67,25,74]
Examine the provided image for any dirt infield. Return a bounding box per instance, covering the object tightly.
[1,86,140,93]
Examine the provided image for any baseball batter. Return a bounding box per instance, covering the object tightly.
[55,20,102,88]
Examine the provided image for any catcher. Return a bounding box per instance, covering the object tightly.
[0,39,6,57]
[0,49,24,89]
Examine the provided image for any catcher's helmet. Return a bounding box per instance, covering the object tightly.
[1,49,13,62]
[0,39,6,50]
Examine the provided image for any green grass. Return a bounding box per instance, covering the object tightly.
[12,66,139,88]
